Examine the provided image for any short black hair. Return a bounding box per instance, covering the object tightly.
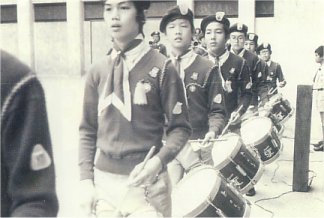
[133,1,151,37]
[315,45,324,58]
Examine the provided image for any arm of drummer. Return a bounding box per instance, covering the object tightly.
[129,61,192,187]
[238,59,253,115]
[205,66,226,142]
[78,67,99,215]
[276,64,286,88]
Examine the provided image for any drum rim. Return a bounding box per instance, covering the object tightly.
[172,165,222,217]
[212,133,242,169]
[241,116,274,145]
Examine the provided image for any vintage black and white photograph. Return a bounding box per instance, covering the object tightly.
[1,0,323,217]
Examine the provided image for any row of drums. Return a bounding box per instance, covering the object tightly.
[171,93,294,217]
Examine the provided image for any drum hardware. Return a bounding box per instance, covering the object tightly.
[206,198,226,217]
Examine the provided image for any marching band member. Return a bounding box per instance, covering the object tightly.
[257,42,287,96]
[244,33,259,54]
[160,5,226,185]
[201,12,252,124]
[150,31,167,56]
[229,23,270,110]
[79,1,191,217]
[1,50,59,217]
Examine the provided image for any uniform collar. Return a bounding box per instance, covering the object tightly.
[208,49,230,67]
[231,48,245,57]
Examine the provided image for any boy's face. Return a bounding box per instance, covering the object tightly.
[204,22,227,53]
[152,35,160,43]
[165,18,192,51]
[244,40,256,53]
[229,32,245,51]
[315,53,323,64]
[104,0,139,42]
[259,49,271,62]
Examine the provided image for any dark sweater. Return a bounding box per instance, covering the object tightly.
[79,48,191,180]
[1,50,59,217]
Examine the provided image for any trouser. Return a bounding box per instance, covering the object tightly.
[321,112,324,142]
[168,142,210,186]
[94,168,171,217]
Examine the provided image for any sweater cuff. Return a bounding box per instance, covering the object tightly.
[80,163,94,181]
[156,129,190,166]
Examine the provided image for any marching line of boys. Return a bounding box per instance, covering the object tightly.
[78,0,288,217]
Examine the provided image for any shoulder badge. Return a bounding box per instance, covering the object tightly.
[229,68,235,74]
[213,94,222,104]
[149,67,160,78]
[172,102,183,115]
[30,144,51,171]
[191,72,198,80]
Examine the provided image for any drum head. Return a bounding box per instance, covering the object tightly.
[241,117,272,145]
[212,133,241,168]
[172,166,221,217]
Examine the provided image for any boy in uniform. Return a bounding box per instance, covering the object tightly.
[201,12,252,125]
[160,6,226,185]
[257,42,286,95]
[229,23,270,110]
[150,31,167,56]
[79,1,191,217]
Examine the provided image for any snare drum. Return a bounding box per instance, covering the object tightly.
[241,116,282,164]
[268,94,294,123]
[212,133,264,193]
[259,107,284,136]
[172,165,250,217]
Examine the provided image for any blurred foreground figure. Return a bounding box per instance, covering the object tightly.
[1,50,59,217]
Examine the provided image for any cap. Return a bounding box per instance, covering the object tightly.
[151,31,160,37]
[229,22,248,34]
[159,5,194,33]
[246,33,258,44]
[133,1,150,10]
[256,42,272,54]
[200,11,230,34]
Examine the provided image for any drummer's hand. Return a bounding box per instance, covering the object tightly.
[128,156,162,187]
[230,111,240,123]
[79,179,96,217]
[202,131,216,147]
[278,81,286,88]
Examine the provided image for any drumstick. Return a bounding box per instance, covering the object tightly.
[220,105,243,137]
[113,146,156,215]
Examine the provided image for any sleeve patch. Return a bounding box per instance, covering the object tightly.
[172,102,183,115]
[213,94,222,104]
[30,144,51,171]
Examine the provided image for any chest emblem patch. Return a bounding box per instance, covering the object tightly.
[191,72,198,81]
[214,94,222,104]
[149,67,160,78]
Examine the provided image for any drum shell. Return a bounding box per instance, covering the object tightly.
[212,134,264,193]
[241,117,282,165]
